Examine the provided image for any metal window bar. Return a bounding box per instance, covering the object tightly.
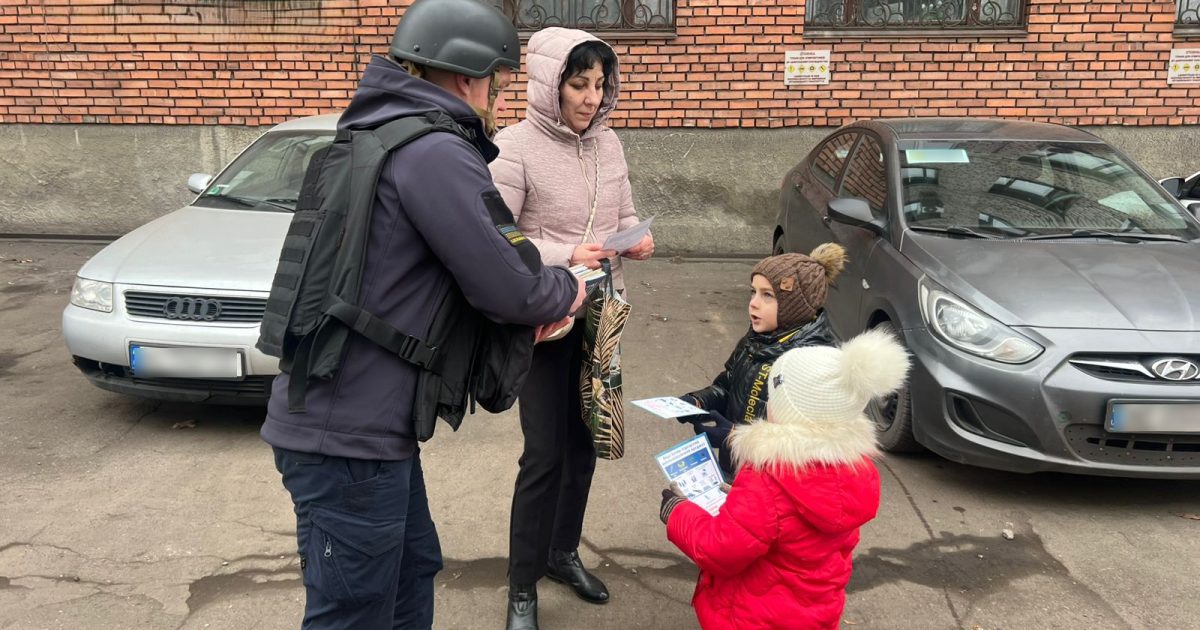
[493,0,675,34]
[1180,1,1200,25]
[806,0,1024,29]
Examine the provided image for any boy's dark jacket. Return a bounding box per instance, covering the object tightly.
[687,311,834,423]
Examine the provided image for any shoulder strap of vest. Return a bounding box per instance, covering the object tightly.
[326,299,439,369]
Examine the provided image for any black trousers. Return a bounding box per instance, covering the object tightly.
[274,447,442,630]
[508,323,598,584]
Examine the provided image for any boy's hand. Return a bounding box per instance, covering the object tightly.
[674,395,706,424]
[692,409,735,446]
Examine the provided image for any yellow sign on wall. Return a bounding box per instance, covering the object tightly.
[784,51,830,86]
[1168,49,1200,85]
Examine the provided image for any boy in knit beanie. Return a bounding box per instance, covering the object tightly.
[660,330,911,630]
[675,243,848,478]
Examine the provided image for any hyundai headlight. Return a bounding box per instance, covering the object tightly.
[70,277,113,313]
[918,277,1042,364]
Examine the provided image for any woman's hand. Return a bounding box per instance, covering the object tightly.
[571,243,616,270]
[623,234,655,261]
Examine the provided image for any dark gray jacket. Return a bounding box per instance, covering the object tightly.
[687,312,836,424]
[261,56,577,460]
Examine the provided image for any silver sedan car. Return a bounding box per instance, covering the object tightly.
[776,118,1200,478]
[63,115,336,404]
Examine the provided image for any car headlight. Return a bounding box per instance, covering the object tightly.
[70,277,114,313]
[918,277,1042,364]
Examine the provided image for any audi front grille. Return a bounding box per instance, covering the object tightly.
[124,291,268,323]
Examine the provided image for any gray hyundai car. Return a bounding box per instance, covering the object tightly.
[775,118,1200,478]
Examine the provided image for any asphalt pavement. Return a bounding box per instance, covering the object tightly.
[1,241,1197,630]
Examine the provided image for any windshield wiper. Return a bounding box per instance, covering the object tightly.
[907,225,1000,240]
[260,198,298,211]
[203,193,294,212]
[1020,229,1187,243]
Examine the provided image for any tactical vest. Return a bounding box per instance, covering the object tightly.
[257,111,535,441]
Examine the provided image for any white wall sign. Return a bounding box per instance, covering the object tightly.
[1168,48,1200,85]
[784,50,830,86]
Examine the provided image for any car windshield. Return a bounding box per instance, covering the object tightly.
[898,140,1200,239]
[194,131,334,213]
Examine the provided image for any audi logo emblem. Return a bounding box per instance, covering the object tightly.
[162,297,222,321]
[1150,358,1200,381]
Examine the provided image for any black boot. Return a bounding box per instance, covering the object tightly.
[545,549,609,604]
[506,582,538,630]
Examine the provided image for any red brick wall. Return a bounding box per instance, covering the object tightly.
[2,0,1199,127]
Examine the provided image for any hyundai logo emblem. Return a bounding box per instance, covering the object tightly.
[1150,358,1200,381]
[162,297,222,321]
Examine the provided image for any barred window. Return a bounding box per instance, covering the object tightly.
[806,0,1026,33]
[492,0,675,36]
[1180,1,1200,34]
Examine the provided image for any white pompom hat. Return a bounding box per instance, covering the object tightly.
[729,328,911,470]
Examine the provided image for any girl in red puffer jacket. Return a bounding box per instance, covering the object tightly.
[660,328,911,630]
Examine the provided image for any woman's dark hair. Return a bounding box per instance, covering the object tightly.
[560,40,617,88]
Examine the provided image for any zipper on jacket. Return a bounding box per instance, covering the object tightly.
[324,536,332,559]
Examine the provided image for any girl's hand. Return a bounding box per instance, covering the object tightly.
[571,243,616,270]
[623,234,655,261]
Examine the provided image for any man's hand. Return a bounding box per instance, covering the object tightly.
[534,316,573,343]
[571,243,616,270]
[622,233,655,261]
[569,276,587,313]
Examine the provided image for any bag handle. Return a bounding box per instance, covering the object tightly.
[599,257,615,298]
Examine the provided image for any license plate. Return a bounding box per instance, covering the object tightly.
[1106,401,1200,434]
[129,344,244,379]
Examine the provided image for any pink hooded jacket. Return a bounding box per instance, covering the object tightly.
[490,28,640,292]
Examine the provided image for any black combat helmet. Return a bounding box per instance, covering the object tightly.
[389,0,521,78]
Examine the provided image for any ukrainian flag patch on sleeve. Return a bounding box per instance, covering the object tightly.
[498,224,528,246]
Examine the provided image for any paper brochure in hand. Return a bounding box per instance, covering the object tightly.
[632,396,704,419]
[602,217,654,254]
[655,433,726,516]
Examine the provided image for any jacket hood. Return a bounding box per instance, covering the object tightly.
[338,55,499,162]
[903,232,1200,331]
[773,462,881,534]
[525,27,620,141]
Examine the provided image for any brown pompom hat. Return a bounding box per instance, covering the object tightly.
[751,243,848,331]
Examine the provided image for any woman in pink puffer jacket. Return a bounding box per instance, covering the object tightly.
[490,27,653,630]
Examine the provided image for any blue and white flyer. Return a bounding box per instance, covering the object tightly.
[655,433,726,516]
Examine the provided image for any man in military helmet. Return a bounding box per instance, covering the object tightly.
[262,0,585,627]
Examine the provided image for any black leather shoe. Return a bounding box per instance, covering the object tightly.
[506,582,538,630]
[545,549,609,604]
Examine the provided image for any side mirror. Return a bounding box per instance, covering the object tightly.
[827,197,884,235]
[1189,202,1200,220]
[1159,177,1185,198]
[187,173,213,195]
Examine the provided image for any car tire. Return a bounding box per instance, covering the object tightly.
[867,321,924,453]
